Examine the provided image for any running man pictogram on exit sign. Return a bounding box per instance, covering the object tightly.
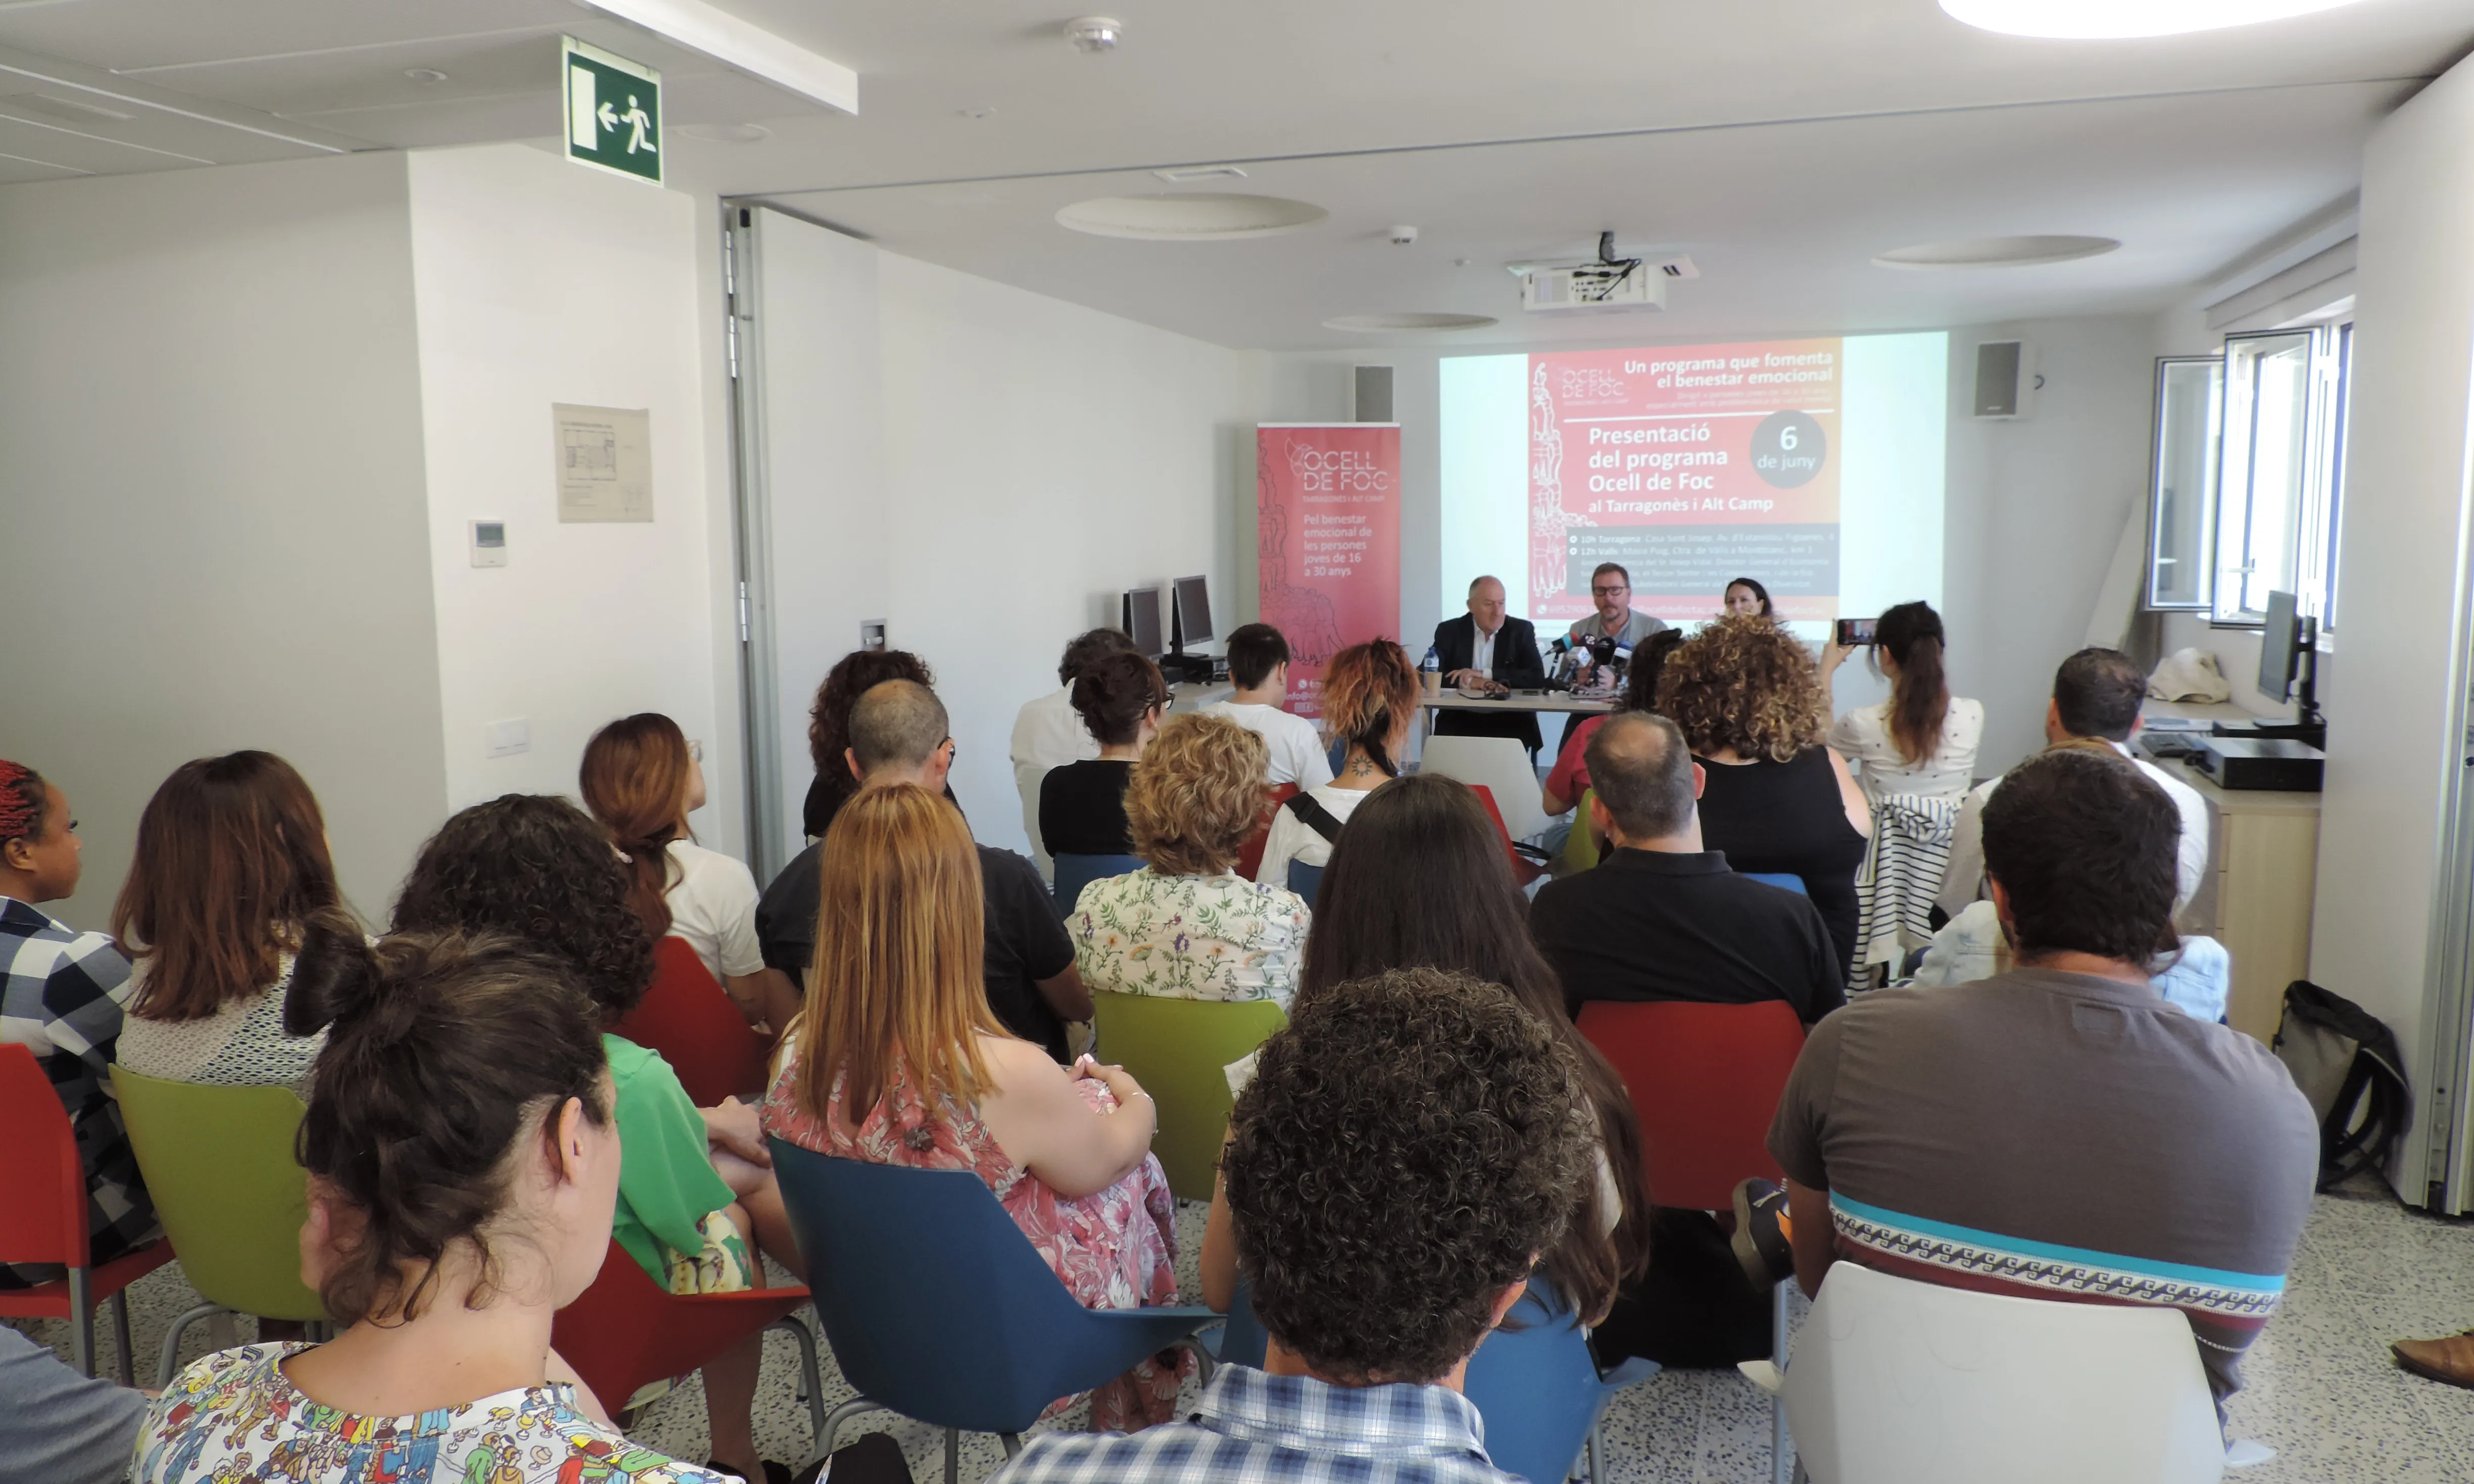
[563,37,661,184]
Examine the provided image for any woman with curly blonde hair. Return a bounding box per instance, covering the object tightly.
[1253,638,1420,890]
[1659,615,1871,973]
[1070,714,1310,1007]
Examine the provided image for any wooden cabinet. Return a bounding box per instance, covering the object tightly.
[2174,769,2320,1043]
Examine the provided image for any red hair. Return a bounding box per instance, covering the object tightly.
[579,713,693,936]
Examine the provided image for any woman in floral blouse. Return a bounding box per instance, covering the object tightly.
[1069,714,1311,1008]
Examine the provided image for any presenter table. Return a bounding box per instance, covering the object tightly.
[1420,689,1617,720]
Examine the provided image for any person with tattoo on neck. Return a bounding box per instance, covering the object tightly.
[1254,640,1419,888]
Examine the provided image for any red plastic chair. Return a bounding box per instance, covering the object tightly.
[552,1238,823,1440]
[1465,785,1546,889]
[1576,999,1806,1484]
[1235,783,1302,883]
[0,1043,175,1380]
[608,938,776,1108]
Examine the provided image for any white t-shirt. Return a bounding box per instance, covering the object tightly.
[1011,685,1099,871]
[1829,697,1986,803]
[1204,701,1335,789]
[1936,741,2212,918]
[1253,784,1376,886]
[663,840,765,983]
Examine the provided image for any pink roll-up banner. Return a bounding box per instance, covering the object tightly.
[1255,424,1401,719]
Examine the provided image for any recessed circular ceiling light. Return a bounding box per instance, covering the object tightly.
[1056,193,1327,241]
[1872,234,2119,269]
[1065,16,1123,52]
[1322,313,1498,332]
[403,67,449,84]
[1939,0,2369,38]
[673,122,772,144]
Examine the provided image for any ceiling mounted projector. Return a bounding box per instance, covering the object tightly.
[1939,0,2371,37]
[1514,234,1696,315]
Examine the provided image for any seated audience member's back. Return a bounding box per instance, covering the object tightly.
[1766,747,2317,1408]
[1204,623,1334,789]
[1530,712,1843,1025]
[135,925,731,1484]
[989,967,1593,1484]
[1040,650,1169,858]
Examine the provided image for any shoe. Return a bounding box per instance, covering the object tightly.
[706,1460,793,1484]
[1730,1178,1795,1291]
[2393,1331,2474,1389]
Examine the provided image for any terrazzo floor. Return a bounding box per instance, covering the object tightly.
[24,1174,2474,1484]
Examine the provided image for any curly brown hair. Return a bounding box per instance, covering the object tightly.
[390,795,657,1023]
[806,650,937,834]
[1125,714,1268,877]
[1657,614,1828,763]
[1225,967,1592,1384]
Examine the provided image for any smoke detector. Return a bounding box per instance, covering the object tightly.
[1065,17,1123,52]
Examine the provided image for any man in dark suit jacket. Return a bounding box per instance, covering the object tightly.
[1431,574,1548,752]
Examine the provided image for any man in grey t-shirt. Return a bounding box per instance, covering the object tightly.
[1768,746,2318,1408]
[1565,562,1669,653]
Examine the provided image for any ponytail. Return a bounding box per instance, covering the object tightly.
[1877,602,1950,768]
[578,713,694,937]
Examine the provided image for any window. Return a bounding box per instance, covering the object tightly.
[2143,321,2353,627]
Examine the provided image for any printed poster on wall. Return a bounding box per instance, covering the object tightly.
[1256,424,1401,718]
[1528,340,1840,624]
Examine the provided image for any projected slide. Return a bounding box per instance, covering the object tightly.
[1440,332,1947,633]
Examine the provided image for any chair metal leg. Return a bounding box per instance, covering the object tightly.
[68,1267,94,1377]
[766,1316,826,1446]
[943,1426,959,1484]
[158,1303,227,1391]
[1000,1434,1023,1460]
[1177,1332,1217,1387]
[108,1290,134,1386]
[815,1398,890,1466]
[1587,1423,1604,1484]
[1771,1280,1791,1484]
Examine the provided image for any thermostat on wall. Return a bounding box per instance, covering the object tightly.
[470,520,508,567]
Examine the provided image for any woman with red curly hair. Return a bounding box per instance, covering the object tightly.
[1658,616,1872,974]
[1253,638,1420,891]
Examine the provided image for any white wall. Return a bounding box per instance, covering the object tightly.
[0,153,448,927]
[407,145,724,847]
[744,211,1275,864]
[2307,52,2474,1201]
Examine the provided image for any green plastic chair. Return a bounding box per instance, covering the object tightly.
[1089,992,1287,1201]
[112,1068,328,1385]
[1559,787,1603,874]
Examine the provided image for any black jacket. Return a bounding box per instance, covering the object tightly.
[1431,613,1547,688]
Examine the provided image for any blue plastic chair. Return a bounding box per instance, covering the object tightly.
[1212,1275,1654,1482]
[1052,852,1144,918]
[769,1140,1220,1480]
[1286,860,1325,904]
[1465,1276,1660,1484]
[1744,871,1809,896]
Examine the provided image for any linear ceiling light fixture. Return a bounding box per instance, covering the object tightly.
[1939,0,2371,38]
[582,0,857,114]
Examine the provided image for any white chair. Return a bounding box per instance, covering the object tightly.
[1420,735,1551,842]
[1742,1262,2257,1484]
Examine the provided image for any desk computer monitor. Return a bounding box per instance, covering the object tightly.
[1171,576,1213,650]
[1122,587,1164,659]
[2257,589,2303,701]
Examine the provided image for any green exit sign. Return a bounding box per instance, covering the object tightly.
[563,37,661,184]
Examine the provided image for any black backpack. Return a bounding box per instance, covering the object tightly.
[2272,979,2410,1191]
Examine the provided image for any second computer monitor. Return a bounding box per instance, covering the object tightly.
[2257,589,2302,701]
[1123,587,1165,659]
[1172,575,1213,650]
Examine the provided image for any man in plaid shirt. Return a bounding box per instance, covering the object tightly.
[990,968,1595,1484]
[0,760,155,1286]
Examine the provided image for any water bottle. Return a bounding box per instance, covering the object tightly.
[1421,645,1441,696]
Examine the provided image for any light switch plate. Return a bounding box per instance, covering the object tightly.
[485,717,530,758]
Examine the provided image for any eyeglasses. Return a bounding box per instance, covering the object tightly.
[941,737,957,758]
[1592,585,1629,597]
[688,740,704,763]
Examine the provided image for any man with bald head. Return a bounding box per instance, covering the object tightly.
[1529,711,1843,1026]
[1431,575,1548,753]
[757,679,1091,1060]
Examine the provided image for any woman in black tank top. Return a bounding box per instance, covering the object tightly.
[1657,616,1873,975]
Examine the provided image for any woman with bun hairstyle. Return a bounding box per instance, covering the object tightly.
[1038,649,1169,858]
[133,924,734,1484]
[392,795,799,1484]
[114,751,340,1093]
[581,712,794,1035]
[1251,638,1419,888]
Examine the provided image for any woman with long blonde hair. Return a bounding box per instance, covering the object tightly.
[1252,638,1420,888]
[758,785,1186,1431]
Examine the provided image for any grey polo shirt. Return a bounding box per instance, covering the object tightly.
[1566,609,1668,650]
[1768,967,2319,1405]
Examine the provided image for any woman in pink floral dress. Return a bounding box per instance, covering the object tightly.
[761,781,1186,1431]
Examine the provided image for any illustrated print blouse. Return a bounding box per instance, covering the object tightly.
[1069,868,1310,1008]
[134,1343,729,1484]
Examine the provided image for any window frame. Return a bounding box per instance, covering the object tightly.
[2143,355,2223,613]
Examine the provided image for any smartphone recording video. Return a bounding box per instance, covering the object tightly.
[1835,617,1879,647]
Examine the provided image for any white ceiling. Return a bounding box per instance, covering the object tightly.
[0,0,2464,350]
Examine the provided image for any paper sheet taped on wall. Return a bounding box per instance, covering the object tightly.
[553,404,652,522]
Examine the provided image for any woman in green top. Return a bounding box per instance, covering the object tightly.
[392,795,802,1484]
